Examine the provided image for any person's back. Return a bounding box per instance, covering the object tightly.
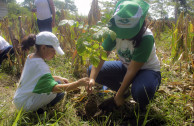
[13,32,89,113]
[35,0,51,20]
[33,0,56,32]
[14,55,57,111]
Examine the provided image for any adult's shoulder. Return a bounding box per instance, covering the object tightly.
[143,28,153,37]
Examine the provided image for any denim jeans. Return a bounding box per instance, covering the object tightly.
[0,45,14,65]
[88,61,161,108]
[47,93,65,107]
[36,82,64,114]
[37,17,52,32]
[47,81,65,107]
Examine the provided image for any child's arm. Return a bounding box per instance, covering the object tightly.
[53,76,69,83]
[52,77,89,93]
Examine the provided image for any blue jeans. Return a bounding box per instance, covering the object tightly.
[0,45,14,65]
[88,61,161,108]
[37,17,52,32]
[47,93,65,107]
[47,81,65,107]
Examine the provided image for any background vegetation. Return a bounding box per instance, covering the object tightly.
[0,0,193,125]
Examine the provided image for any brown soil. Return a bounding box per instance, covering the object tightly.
[85,94,98,118]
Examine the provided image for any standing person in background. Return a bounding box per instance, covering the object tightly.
[32,0,55,32]
[87,0,161,112]
[0,36,14,66]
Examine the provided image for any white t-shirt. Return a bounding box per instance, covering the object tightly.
[102,29,160,71]
[0,36,10,52]
[35,0,52,20]
[14,55,58,111]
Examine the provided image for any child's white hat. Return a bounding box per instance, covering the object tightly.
[36,32,64,55]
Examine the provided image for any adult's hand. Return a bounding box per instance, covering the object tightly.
[86,78,95,94]
[114,93,125,106]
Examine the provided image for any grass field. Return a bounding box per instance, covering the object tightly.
[0,32,193,126]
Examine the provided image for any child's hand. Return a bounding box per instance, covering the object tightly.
[77,77,89,86]
[62,78,69,83]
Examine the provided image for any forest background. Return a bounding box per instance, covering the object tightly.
[0,0,193,125]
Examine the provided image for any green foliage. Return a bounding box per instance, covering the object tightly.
[76,25,116,67]
[171,12,193,63]
[7,2,31,20]
[59,19,116,67]
[12,108,23,126]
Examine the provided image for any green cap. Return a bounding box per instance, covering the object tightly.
[108,0,149,39]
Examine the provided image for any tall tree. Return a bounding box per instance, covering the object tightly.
[173,0,194,23]
[146,0,170,19]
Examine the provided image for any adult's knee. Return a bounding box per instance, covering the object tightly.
[131,85,156,106]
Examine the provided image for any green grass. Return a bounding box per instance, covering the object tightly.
[0,32,193,125]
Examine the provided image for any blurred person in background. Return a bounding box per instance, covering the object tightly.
[32,0,55,32]
[0,35,14,66]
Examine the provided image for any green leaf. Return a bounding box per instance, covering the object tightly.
[83,41,91,47]
[12,107,23,126]
[58,20,78,27]
[101,50,107,60]
[92,43,99,49]
[90,55,100,67]
[93,27,116,42]
[190,33,194,37]
[109,30,116,40]
[77,44,86,55]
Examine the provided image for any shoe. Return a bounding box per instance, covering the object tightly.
[35,108,45,114]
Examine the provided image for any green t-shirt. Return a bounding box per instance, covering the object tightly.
[102,28,160,71]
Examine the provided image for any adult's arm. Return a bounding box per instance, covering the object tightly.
[114,60,144,106]
[87,51,111,93]
[49,0,56,27]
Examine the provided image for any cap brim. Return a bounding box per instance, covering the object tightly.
[53,46,65,55]
[109,19,140,39]
[109,16,145,39]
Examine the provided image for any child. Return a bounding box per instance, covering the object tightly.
[14,31,89,112]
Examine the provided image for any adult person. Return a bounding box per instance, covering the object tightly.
[0,36,14,66]
[14,32,89,113]
[87,0,161,112]
[32,0,55,32]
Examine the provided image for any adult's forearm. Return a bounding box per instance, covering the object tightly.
[116,60,144,97]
